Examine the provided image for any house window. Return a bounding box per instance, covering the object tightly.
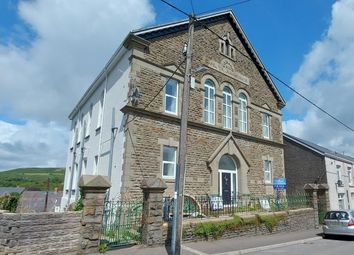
[204,79,215,124]
[264,160,272,184]
[82,158,87,174]
[238,93,247,133]
[338,193,345,210]
[162,146,177,179]
[94,155,98,174]
[86,103,93,137]
[165,79,178,114]
[348,167,353,185]
[220,41,225,55]
[336,165,342,181]
[262,113,270,139]
[222,87,232,129]
[97,91,104,128]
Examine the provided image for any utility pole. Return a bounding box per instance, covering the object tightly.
[44,177,50,212]
[172,14,194,255]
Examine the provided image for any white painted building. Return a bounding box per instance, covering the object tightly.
[60,37,134,209]
[284,133,354,210]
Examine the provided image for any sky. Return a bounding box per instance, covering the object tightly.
[0,0,353,171]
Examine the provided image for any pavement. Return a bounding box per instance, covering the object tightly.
[92,228,323,255]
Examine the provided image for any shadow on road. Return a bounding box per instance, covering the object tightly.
[320,234,354,241]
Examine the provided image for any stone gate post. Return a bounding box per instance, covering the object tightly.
[304,183,319,227]
[140,177,167,246]
[78,175,111,254]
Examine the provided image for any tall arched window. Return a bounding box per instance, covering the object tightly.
[238,93,247,133]
[204,79,215,124]
[223,87,232,129]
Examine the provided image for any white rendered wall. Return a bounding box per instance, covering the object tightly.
[61,49,131,209]
[325,157,354,210]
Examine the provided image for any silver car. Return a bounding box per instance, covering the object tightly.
[322,210,354,238]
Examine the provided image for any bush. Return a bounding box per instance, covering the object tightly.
[0,192,20,212]
[257,213,286,232]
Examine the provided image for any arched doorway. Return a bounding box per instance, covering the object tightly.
[218,154,237,205]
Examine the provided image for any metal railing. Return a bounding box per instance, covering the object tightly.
[163,194,311,220]
[100,200,143,248]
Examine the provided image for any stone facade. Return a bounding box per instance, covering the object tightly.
[0,211,81,255]
[284,137,327,195]
[0,175,111,255]
[121,13,285,198]
[62,11,286,204]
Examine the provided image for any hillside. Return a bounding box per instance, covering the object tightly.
[0,167,65,191]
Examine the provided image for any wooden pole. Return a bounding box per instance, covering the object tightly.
[173,15,194,255]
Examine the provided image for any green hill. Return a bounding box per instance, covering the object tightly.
[0,167,65,191]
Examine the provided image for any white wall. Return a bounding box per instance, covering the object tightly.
[325,157,354,210]
[61,48,131,210]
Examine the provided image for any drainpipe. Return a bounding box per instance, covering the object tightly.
[76,122,87,200]
[67,116,80,208]
[107,107,117,199]
[97,68,108,175]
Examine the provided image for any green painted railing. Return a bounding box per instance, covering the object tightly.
[163,194,311,220]
[100,200,143,249]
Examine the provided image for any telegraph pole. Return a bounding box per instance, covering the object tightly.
[172,14,194,255]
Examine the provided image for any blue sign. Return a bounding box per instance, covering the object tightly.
[273,178,286,190]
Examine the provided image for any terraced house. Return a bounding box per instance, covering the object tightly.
[61,10,286,209]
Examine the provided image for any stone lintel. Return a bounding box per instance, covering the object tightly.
[79,175,111,193]
[140,177,167,193]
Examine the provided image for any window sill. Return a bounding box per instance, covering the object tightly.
[164,110,178,116]
[162,177,175,181]
[84,135,90,141]
[76,141,81,146]
[95,127,101,135]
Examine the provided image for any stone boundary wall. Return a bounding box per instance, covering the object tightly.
[163,208,316,243]
[0,211,81,255]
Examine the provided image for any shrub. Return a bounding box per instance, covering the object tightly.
[258,214,286,232]
[0,192,20,212]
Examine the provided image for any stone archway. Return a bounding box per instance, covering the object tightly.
[207,133,250,196]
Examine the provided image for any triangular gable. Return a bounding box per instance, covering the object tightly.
[133,10,285,108]
[207,132,250,169]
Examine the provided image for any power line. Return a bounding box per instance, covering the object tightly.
[159,0,354,133]
[197,0,252,16]
[160,0,190,17]
[125,57,186,126]
[190,0,195,15]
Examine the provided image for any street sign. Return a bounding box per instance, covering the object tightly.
[273,178,286,190]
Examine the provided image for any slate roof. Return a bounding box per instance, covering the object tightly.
[284,133,354,163]
[0,187,25,196]
[16,191,62,213]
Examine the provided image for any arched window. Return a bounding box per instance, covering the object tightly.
[204,79,215,124]
[238,93,247,133]
[218,155,237,204]
[222,87,232,129]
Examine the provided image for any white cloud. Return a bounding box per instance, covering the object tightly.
[0,0,155,122]
[284,0,354,156]
[0,0,155,170]
[0,120,68,171]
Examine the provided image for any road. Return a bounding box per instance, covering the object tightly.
[246,236,354,255]
[93,230,354,255]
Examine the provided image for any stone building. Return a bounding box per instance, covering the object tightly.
[284,133,354,210]
[61,10,286,209]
